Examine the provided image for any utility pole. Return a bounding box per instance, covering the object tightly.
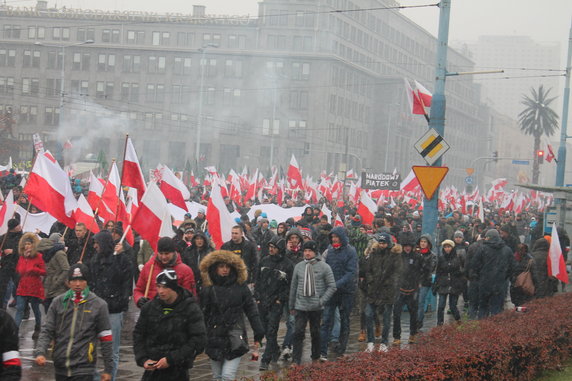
[556,19,572,187]
[421,0,451,239]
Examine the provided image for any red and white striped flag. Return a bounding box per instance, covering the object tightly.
[158,164,190,211]
[73,194,100,234]
[0,190,15,235]
[548,223,568,284]
[207,183,235,249]
[131,182,173,251]
[122,137,146,200]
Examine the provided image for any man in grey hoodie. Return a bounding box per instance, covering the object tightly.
[289,241,336,365]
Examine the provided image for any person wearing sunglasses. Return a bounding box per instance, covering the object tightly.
[134,269,207,381]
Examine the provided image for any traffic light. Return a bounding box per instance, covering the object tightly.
[492,151,498,163]
[537,150,544,164]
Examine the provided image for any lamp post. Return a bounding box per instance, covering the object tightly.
[195,43,218,169]
[34,40,94,128]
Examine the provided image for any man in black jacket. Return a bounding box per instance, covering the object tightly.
[134,269,206,380]
[0,309,20,380]
[221,225,258,285]
[254,236,293,370]
[90,230,133,380]
[0,218,22,309]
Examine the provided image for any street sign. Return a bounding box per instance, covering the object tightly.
[466,168,474,176]
[512,160,530,165]
[361,171,401,190]
[414,128,450,166]
[412,166,449,200]
[465,176,473,185]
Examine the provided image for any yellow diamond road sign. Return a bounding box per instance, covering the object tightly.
[414,128,450,166]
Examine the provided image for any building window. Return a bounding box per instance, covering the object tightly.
[292,62,311,80]
[177,32,195,47]
[0,77,14,95]
[45,107,60,126]
[72,52,90,71]
[19,105,38,124]
[148,56,166,74]
[21,78,39,95]
[126,30,145,44]
[102,29,120,43]
[152,31,170,46]
[122,55,141,73]
[97,54,115,72]
[23,50,41,68]
[121,83,139,102]
[0,49,16,67]
[77,28,95,42]
[53,27,70,41]
[3,25,21,39]
[173,57,192,75]
[224,60,243,78]
[70,80,89,95]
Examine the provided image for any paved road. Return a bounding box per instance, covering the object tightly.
[12,294,454,381]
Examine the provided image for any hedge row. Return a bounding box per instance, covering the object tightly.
[264,293,572,380]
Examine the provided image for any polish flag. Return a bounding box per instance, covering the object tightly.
[334,213,344,227]
[121,137,146,200]
[0,190,15,235]
[204,166,218,177]
[189,170,199,187]
[346,169,356,179]
[131,182,173,251]
[404,78,426,115]
[126,188,139,218]
[357,190,377,225]
[228,170,242,206]
[24,151,77,228]
[546,144,556,163]
[548,223,568,283]
[245,168,259,201]
[320,203,332,223]
[101,162,129,222]
[414,80,432,107]
[0,157,12,175]
[73,194,100,234]
[400,169,420,193]
[207,183,235,249]
[287,155,303,190]
[158,164,190,211]
[87,171,105,210]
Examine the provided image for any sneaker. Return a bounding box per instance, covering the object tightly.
[375,324,381,339]
[280,347,292,361]
[319,355,328,362]
[365,342,375,353]
[378,343,389,353]
[408,335,416,344]
[393,339,401,345]
[358,330,366,342]
[259,362,269,371]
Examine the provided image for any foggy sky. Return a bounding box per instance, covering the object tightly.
[14,0,571,66]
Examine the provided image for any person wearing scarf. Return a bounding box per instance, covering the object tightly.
[289,241,336,365]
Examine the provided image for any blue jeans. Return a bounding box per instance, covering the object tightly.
[437,294,460,325]
[281,304,295,349]
[14,295,41,328]
[330,307,340,342]
[365,304,392,344]
[109,312,123,381]
[210,356,242,381]
[320,292,354,356]
[1,279,14,309]
[417,286,431,329]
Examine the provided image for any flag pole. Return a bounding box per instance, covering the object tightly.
[78,230,91,264]
[114,134,129,224]
[20,197,33,231]
[143,260,155,298]
[416,90,431,124]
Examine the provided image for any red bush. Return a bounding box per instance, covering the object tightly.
[263,293,572,380]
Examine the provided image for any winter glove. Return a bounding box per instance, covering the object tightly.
[137,297,150,308]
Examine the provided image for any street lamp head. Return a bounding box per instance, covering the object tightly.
[83,40,94,44]
[34,42,43,46]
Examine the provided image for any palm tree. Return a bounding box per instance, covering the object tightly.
[518,85,559,184]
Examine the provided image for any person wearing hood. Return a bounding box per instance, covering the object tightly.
[415,234,436,331]
[181,231,213,294]
[363,233,401,352]
[434,240,464,326]
[221,225,258,285]
[133,269,207,381]
[35,264,113,381]
[199,250,264,381]
[89,230,133,381]
[319,226,358,359]
[471,229,514,319]
[254,236,293,370]
[39,233,69,313]
[393,231,425,344]
[530,238,559,299]
[14,232,45,334]
[0,218,23,309]
[134,237,196,308]
[301,206,315,226]
[279,227,305,360]
[252,218,276,258]
[453,230,469,309]
[289,240,336,365]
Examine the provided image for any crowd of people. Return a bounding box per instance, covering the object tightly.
[0,182,569,381]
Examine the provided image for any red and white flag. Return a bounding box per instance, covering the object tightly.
[404,78,427,115]
[121,137,146,200]
[24,151,77,228]
[207,183,235,249]
[287,154,303,189]
[548,223,568,284]
[126,188,139,218]
[414,80,432,107]
[357,190,377,225]
[87,171,105,209]
[400,169,420,193]
[546,144,556,163]
[131,182,173,251]
[0,190,15,235]
[158,164,190,211]
[189,170,199,187]
[73,194,100,234]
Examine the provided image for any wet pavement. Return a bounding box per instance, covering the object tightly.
[11,294,455,381]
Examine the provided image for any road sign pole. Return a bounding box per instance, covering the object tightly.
[421,0,451,240]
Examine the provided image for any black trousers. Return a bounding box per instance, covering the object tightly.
[258,301,283,364]
[292,310,322,365]
[393,291,419,340]
[55,375,94,381]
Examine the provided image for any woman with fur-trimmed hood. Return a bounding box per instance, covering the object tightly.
[14,232,45,334]
[199,250,264,380]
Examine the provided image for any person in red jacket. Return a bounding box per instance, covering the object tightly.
[14,232,45,337]
[134,237,196,308]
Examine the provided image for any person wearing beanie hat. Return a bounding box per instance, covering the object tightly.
[133,237,196,310]
[90,230,133,380]
[38,233,69,313]
[7,218,19,231]
[254,236,293,370]
[133,268,206,379]
[35,262,114,381]
[252,217,275,258]
[433,239,463,326]
[415,234,436,332]
[471,227,514,319]
[289,240,336,365]
[499,224,519,252]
